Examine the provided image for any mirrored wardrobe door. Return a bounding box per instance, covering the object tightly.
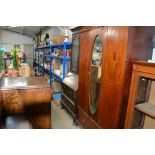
[89,35,102,114]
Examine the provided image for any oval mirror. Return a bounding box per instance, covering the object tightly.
[89,36,102,114]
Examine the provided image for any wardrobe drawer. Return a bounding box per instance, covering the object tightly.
[62,83,77,103]
[77,107,100,129]
[62,94,76,115]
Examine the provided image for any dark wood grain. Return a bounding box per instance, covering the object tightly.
[0,77,51,129]
[126,27,155,62]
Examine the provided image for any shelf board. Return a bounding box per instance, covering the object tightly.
[50,42,72,47]
[4,57,12,60]
[62,92,75,106]
[44,55,50,57]
[35,42,72,50]
[36,45,50,49]
[52,91,61,94]
[51,56,71,60]
[51,71,63,81]
[135,103,155,118]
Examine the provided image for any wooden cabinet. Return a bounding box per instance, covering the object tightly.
[61,75,78,124]
[77,26,155,128]
[60,28,80,124]
[125,61,155,129]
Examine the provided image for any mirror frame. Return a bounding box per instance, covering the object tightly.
[89,35,103,115]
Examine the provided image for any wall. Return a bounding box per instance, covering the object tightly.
[0,29,34,67]
[41,26,72,41]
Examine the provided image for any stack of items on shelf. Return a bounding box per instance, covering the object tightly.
[33,41,72,80]
[33,32,68,48]
[43,48,50,71]
[50,35,66,44]
[51,47,71,77]
[0,48,30,78]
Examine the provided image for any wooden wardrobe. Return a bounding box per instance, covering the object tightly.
[76,26,155,128]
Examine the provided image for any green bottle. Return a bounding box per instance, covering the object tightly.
[13,48,18,70]
[0,50,4,71]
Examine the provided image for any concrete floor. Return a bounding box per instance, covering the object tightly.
[51,101,80,129]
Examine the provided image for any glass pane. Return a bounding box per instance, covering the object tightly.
[131,77,155,129]
[89,36,102,114]
[71,35,79,73]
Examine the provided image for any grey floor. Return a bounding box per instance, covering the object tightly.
[51,102,80,129]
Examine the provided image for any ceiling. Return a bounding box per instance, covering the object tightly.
[0,26,50,38]
[0,26,74,38]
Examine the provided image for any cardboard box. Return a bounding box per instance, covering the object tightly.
[50,36,66,44]
[8,63,30,77]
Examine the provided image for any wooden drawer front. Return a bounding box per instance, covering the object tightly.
[77,107,100,129]
[61,94,76,116]
[62,83,76,103]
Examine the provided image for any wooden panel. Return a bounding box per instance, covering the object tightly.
[98,81,123,128]
[61,93,76,116]
[77,106,101,129]
[103,26,128,83]
[99,26,128,128]
[118,62,133,128]
[126,27,155,61]
[26,102,51,129]
[124,70,140,128]
[1,87,51,129]
[78,31,90,110]
[133,61,155,74]
[62,83,76,103]
[1,90,24,115]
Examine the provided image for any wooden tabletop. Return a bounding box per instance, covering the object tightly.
[0,77,50,90]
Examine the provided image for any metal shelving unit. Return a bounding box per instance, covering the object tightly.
[33,42,72,99]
